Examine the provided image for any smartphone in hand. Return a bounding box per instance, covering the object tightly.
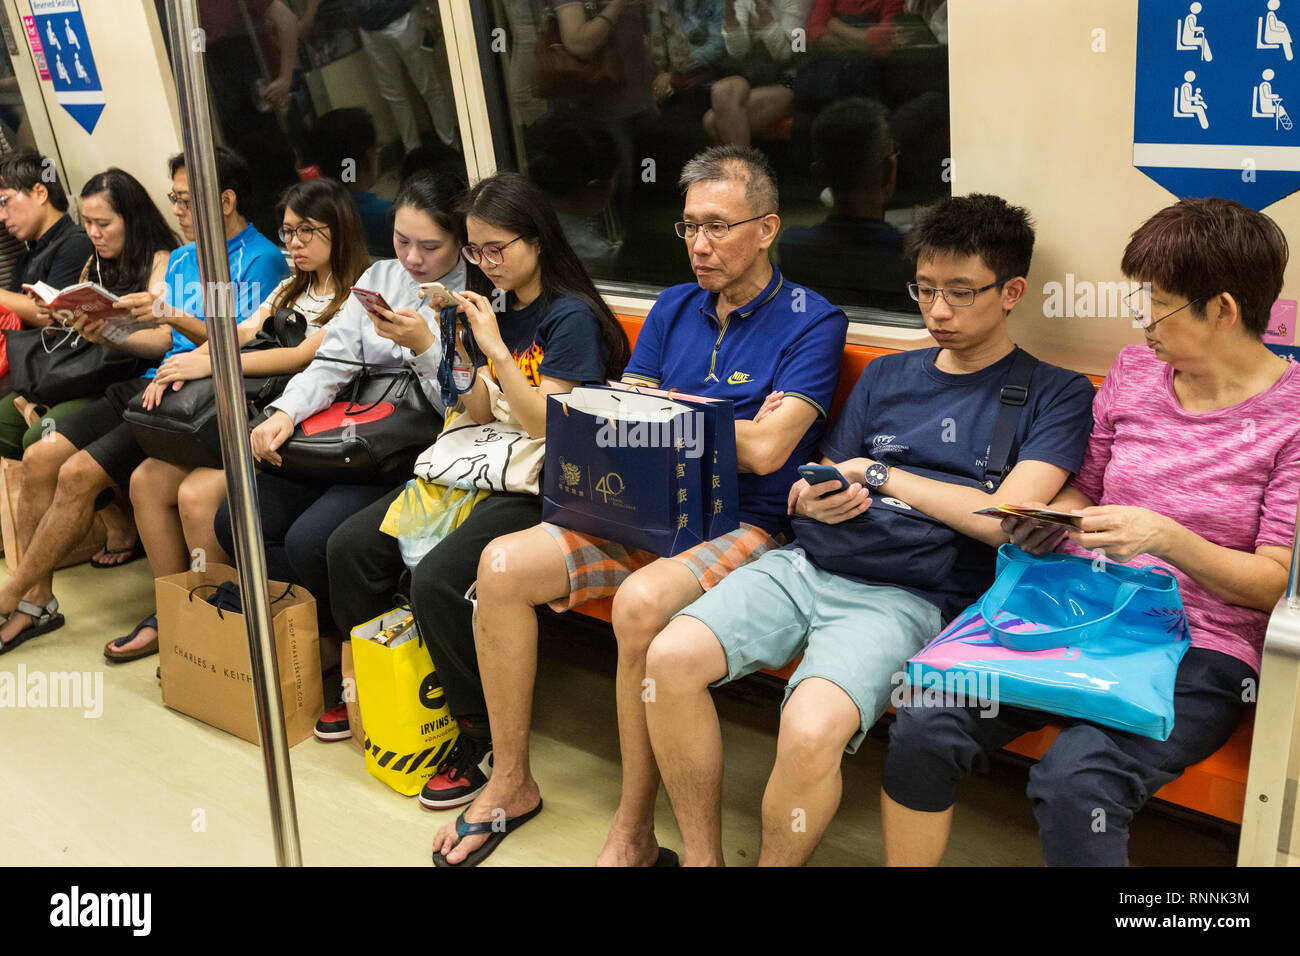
[418,281,456,309]
[798,464,850,495]
[351,287,393,316]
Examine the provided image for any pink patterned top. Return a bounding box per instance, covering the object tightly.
[1059,345,1300,674]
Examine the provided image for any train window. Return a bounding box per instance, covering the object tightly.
[154,0,468,247]
[462,0,950,327]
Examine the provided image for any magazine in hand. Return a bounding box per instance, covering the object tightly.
[23,280,159,334]
[973,504,1083,528]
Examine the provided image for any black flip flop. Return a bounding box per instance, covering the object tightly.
[90,541,144,569]
[653,847,680,867]
[0,598,65,656]
[432,799,543,868]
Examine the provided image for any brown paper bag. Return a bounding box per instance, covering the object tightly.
[156,565,323,747]
[341,639,365,753]
[0,457,107,569]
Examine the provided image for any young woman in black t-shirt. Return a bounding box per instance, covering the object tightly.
[323,173,630,807]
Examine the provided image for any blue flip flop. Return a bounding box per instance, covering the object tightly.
[432,799,543,868]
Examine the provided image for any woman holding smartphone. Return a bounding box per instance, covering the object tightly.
[213,170,469,638]
[103,177,369,661]
[321,173,631,814]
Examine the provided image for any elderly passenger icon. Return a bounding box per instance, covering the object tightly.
[1255,69,1294,128]
[1259,0,1294,60]
[1175,71,1210,129]
[1177,2,1213,61]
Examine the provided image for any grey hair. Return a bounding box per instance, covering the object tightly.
[678,145,779,216]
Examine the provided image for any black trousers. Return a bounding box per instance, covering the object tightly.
[326,488,543,720]
[215,471,403,633]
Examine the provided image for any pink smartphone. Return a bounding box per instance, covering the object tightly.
[351,286,393,316]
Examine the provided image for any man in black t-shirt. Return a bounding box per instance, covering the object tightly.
[0,149,93,326]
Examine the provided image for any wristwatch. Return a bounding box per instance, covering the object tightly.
[864,461,890,489]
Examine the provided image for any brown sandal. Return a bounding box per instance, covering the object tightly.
[104,614,158,662]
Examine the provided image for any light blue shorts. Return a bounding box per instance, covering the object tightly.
[678,549,943,754]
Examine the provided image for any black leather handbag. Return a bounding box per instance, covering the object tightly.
[123,307,312,469]
[258,356,443,483]
[1,325,149,406]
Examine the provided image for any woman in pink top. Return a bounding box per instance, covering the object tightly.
[880,197,1300,866]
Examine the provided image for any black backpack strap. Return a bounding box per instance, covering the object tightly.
[982,348,1039,489]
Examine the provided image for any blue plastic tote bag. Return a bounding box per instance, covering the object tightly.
[906,545,1192,739]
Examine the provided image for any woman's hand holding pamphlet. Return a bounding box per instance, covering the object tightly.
[973,504,1083,528]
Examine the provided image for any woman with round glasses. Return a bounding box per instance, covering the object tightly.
[107,176,369,661]
[323,171,630,788]
[882,197,1300,867]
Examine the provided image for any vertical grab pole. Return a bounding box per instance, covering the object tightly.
[164,0,302,867]
[1288,492,1299,611]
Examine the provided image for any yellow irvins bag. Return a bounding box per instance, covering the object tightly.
[350,608,459,795]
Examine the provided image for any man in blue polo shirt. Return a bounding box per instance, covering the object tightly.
[429,146,849,866]
[643,193,1097,866]
[0,147,286,655]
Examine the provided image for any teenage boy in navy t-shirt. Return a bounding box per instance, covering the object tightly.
[643,193,1097,866]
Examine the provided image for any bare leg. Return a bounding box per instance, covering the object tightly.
[710,75,753,146]
[881,792,953,866]
[0,449,114,643]
[130,458,192,579]
[92,497,137,565]
[745,85,795,139]
[644,615,729,866]
[757,677,861,866]
[598,558,703,866]
[177,466,232,567]
[430,525,569,865]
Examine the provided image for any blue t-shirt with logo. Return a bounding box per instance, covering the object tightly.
[803,346,1096,617]
[624,265,848,534]
[148,223,290,378]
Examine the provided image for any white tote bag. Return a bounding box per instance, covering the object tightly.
[414,377,546,494]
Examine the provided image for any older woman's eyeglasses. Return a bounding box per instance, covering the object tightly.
[1122,288,1202,330]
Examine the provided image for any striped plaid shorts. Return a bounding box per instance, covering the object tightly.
[542,522,783,612]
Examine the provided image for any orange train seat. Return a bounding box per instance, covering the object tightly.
[568,311,1249,824]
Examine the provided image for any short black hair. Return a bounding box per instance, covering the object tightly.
[167,145,253,215]
[308,108,377,182]
[812,97,892,194]
[905,193,1035,280]
[0,149,69,211]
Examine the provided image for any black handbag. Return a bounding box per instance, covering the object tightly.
[792,351,1040,593]
[123,307,312,469]
[1,325,149,406]
[258,355,443,483]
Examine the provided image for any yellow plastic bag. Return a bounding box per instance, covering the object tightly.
[350,608,459,796]
[379,478,488,568]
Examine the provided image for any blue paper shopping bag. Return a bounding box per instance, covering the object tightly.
[608,383,739,540]
[906,545,1192,740]
[542,387,706,556]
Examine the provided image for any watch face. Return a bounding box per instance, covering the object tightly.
[865,462,888,487]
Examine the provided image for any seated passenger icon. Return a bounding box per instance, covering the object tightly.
[1175,71,1210,130]
[1259,0,1295,61]
[1254,69,1293,129]
[1177,3,1212,61]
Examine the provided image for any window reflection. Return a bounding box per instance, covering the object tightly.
[483,0,950,324]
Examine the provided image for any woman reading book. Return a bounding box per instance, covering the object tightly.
[0,167,179,566]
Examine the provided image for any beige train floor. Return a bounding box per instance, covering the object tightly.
[0,559,1237,866]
